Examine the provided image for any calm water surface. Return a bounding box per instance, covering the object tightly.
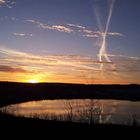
[0,99,140,125]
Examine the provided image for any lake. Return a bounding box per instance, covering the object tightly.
[0,99,140,125]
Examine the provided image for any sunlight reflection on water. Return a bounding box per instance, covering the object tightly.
[0,99,140,125]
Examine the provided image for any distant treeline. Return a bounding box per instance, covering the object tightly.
[0,82,140,107]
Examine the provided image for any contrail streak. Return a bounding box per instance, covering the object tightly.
[98,0,115,70]
[94,6,104,32]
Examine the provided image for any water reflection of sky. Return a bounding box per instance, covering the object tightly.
[0,99,140,125]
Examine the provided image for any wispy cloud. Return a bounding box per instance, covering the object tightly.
[0,46,33,57]
[0,0,16,8]
[44,25,73,33]
[107,32,123,36]
[67,23,123,38]
[67,24,86,29]
[13,33,33,37]
[0,46,139,84]
[14,33,26,37]
[82,34,98,38]
[81,29,123,38]
[0,47,116,72]
[0,46,140,84]
[25,19,122,38]
[11,17,18,21]
[107,54,140,60]
[26,20,73,33]
[0,65,29,73]
[0,0,6,4]
[1,46,139,74]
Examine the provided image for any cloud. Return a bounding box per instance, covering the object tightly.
[0,65,29,73]
[0,47,113,72]
[67,24,86,29]
[13,33,33,37]
[0,47,140,84]
[82,34,98,38]
[11,17,18,21]
[67,23,123,38]
[0,16,18,22]
[25,20,123,38]
[0,47,33,57]
[82,30,123,38]
[83,29,94,34]
[41,25,73,33]
[0,47,116,66]
[0,0,16,8]
[106,54,140,60]
[1,47,139,75]
[0,0,6,4]
[51,25,73,33]
[107,32,123,36]
[25,19,40,24]
[14,33,26,37]
[26,20,73,33]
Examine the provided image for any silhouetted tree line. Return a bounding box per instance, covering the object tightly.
[0,82,140,108]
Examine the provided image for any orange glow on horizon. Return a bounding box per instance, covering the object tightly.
[0,72,140,85]
[27,79,39,83]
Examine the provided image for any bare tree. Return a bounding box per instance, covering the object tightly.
[132,114,139,126]
[86,99,102,124]
[63,99,111,124]
[76,99,102,124]
[64,100,74,121]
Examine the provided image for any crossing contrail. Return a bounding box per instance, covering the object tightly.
[98,0,115,70]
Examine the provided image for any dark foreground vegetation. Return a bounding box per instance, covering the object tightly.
[0,112,139,137]
[0,82,140,136]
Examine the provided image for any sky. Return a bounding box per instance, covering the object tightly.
[0,0,140,84]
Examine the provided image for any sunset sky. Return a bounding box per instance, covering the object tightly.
[0,0,140,84]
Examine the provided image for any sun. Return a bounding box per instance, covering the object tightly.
[28,79,39,83]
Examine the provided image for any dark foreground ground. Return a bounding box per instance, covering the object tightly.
[0,82,140,137]
[0,113,140,137]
